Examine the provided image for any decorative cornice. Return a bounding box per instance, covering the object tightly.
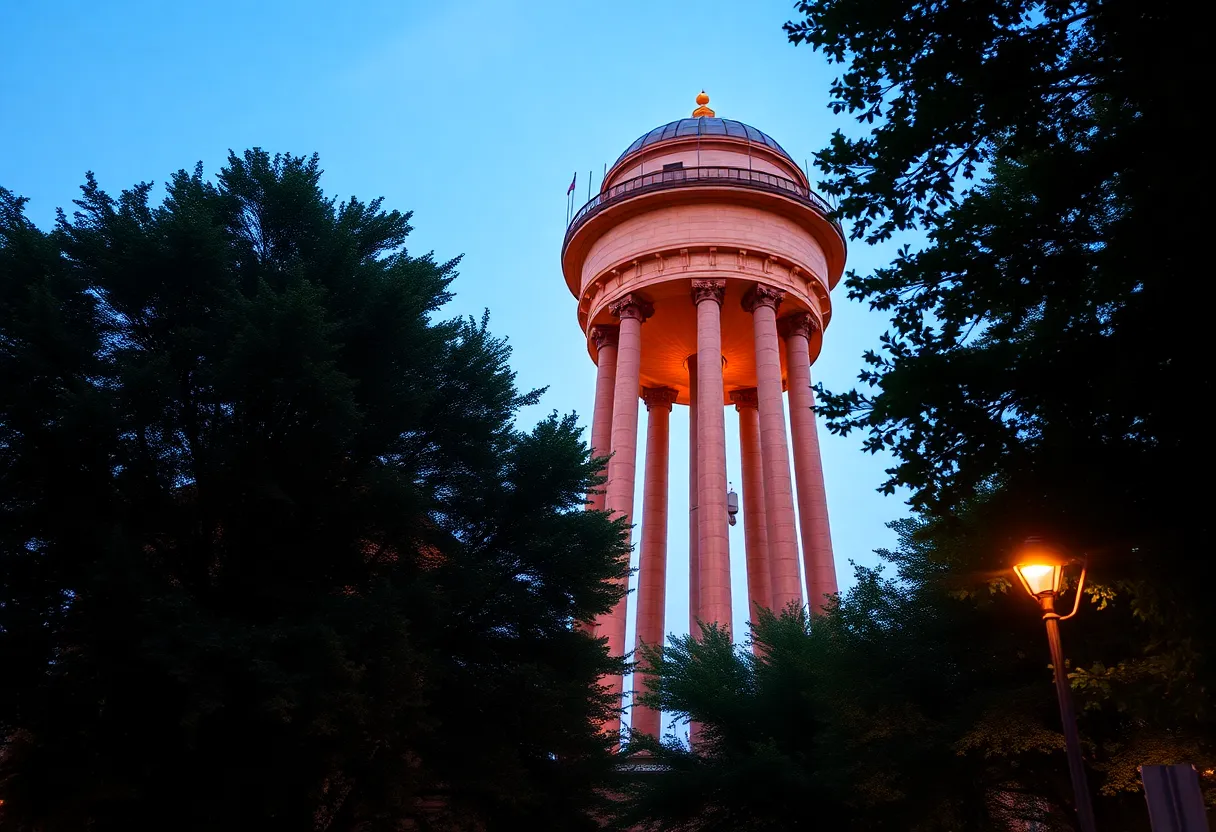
[574,245,831,332]
[691,279,726,306]
[777,312,817,341]
[609,293,655,322]
[582,246,821,300]
[729,388,759,410]
[589,324,619,351]
[742,283,786,313]
[641,386,679,412]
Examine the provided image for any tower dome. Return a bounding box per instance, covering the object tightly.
[615,117,795,169]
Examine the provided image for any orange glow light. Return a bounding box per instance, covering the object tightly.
[1013,562,1064,599]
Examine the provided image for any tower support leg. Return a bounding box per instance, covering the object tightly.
[780,314,837,611]
[731,389,772,622]
[597,294,652,739]
[687,355,699,634]
[633,387,676,739]
[744,285,802,612]
[586,325,619,513]
[692,280,732,632]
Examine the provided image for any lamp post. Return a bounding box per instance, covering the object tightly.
[1012,539,1098,832]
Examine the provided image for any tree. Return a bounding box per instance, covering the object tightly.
[0,151,630,831]
[783,0,1214,815]
[611,612,847,832]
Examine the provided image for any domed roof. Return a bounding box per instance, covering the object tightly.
[615,117,794,166]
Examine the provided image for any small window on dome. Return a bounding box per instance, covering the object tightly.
[662,162,684,171]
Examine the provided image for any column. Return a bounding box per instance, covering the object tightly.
[687,354,699,634]
[596,293,652,737]
[692,279,731,631]
[743,284,802,612]
[779,313,838,610]
[633,386,677,739]
[730,389,772,619]
[586,325,619,513]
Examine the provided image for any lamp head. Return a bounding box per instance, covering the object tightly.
[1012,537,1068,599]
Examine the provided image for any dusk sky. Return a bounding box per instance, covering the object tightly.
[0,0,915,674]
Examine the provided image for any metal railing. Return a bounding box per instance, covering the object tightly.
[563,166,840,250]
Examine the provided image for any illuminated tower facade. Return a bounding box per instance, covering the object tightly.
[562,94,846,738]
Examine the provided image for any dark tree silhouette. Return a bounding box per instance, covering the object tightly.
[777,0,1212,821]
[0,151,629,831]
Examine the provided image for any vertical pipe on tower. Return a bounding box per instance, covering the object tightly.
[691,279,731,632]
[731,389,772,620]
[744,284,803,613]
[780,313,838,610]
[633,386,676,740]
[687,354,699,634]
[598,294,652,738]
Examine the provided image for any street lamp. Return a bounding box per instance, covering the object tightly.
[1012,538,1098,832]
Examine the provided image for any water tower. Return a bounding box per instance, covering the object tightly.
[562,93,846,738]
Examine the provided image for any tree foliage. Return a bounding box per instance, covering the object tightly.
[787,0,1205,512]
[774,0,1212,820]
[612,613,845,832]
[0,151,629,831]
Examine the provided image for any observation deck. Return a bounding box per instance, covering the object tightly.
[563,165,841,256]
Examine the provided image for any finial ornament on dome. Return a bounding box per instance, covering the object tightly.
[692,90,715,118]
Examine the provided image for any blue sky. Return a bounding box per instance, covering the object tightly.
[1,0,913,708]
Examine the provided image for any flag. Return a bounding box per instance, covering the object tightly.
[566,171,577,195]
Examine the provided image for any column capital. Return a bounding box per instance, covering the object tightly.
[729,388,759,411]
[777,311,817,340]
[589,324,619,351]
[742,283,786,314]
[641,386,678,412]
[609,293,654,322]
[690,279,727,306]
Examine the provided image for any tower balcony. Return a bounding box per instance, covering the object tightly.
[563,165,842,257]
